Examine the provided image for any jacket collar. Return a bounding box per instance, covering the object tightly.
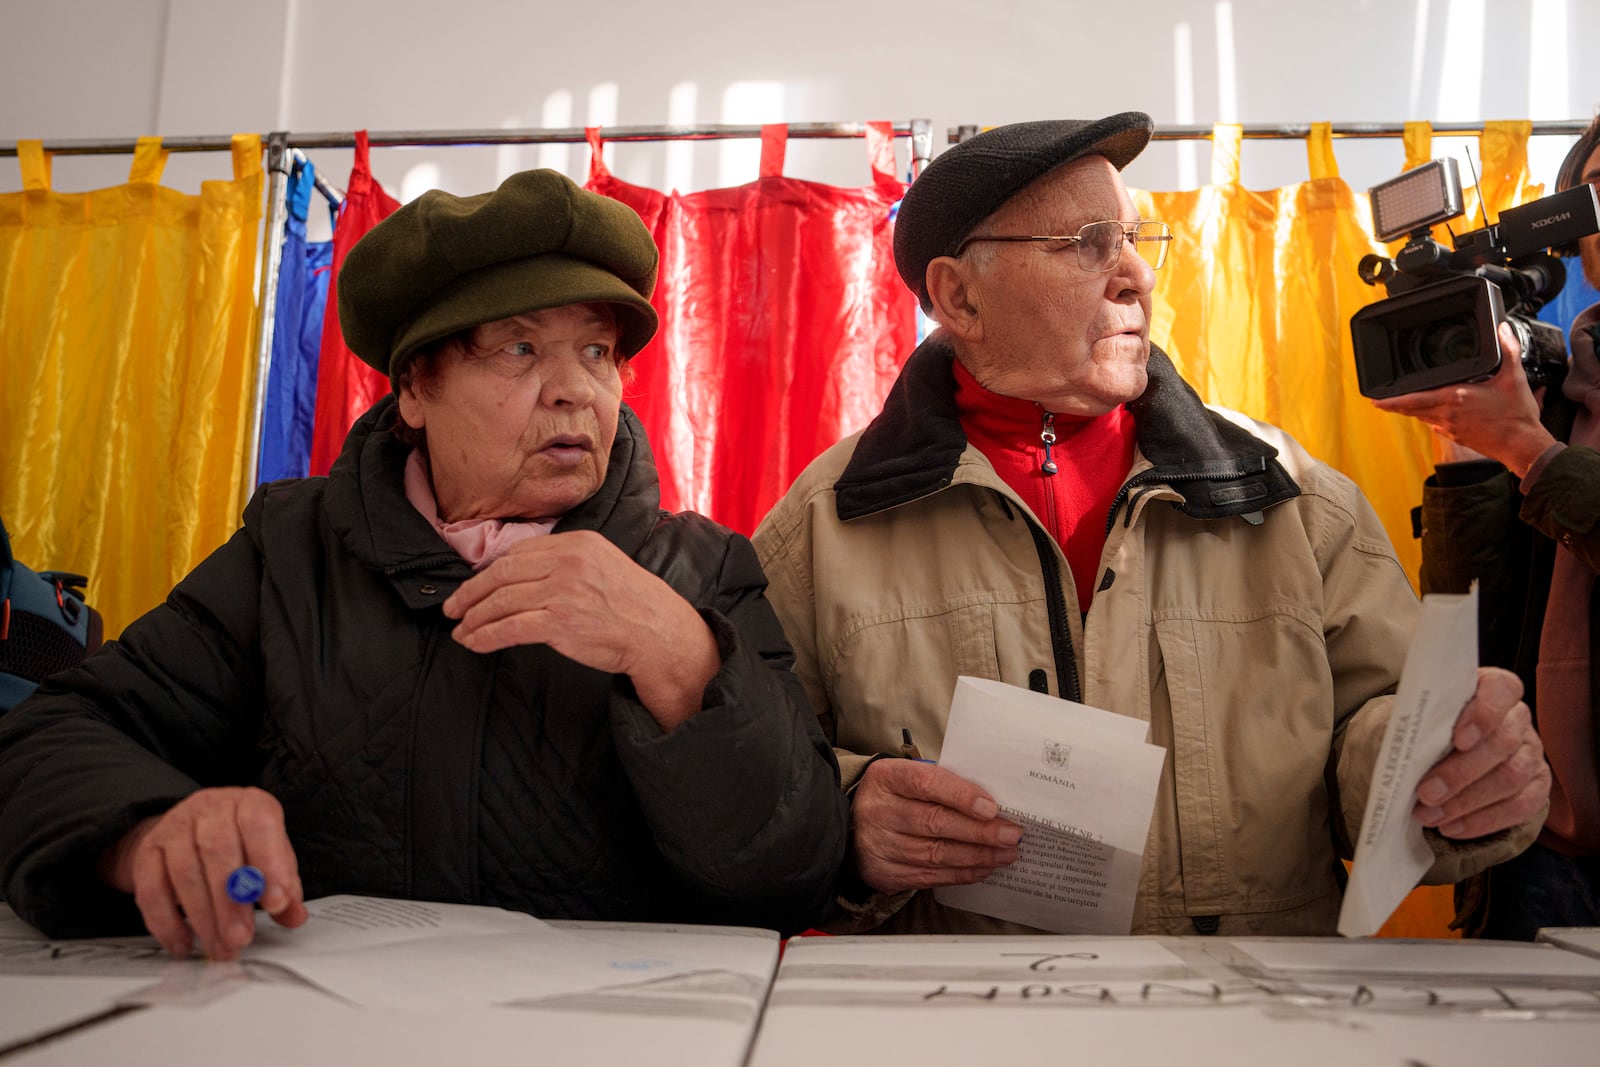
[324,395,662,603]
[835,333,1300,523]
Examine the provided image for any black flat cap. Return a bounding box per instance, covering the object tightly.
[893,112,1155,308]
[339,169,659,382]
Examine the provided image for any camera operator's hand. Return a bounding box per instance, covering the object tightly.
[1413,666,1549,840]
[1372,322,1558,479]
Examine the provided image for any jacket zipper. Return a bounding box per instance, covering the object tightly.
[1103,465,1265,537]
[1024,518,1081,702]
[1039,411,1059,475]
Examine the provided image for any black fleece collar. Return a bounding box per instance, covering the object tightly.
[835,334,1300,524]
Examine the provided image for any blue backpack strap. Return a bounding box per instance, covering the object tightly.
[0,516,102,712]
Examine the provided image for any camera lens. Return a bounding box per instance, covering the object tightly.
[1349,274,1504,398]
[1399,320,1479,373]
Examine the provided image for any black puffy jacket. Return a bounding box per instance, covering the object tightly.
[0,397,847,937]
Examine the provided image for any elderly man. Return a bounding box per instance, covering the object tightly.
[753,112,1549,936]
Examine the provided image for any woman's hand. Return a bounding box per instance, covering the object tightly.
[443,531,721,731]
[100,787,307,960]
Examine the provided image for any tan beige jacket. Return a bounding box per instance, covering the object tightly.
[754,339,1539,937]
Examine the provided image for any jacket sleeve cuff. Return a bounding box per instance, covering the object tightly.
[609,607,756,738]
[814,756,920,932]
[9,792,190,938]
[1418,803,1547,885]
[1518,442,1567,492]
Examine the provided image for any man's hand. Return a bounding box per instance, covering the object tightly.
[100,787,307,960]
[851,758,1022,894]
[442,531,720,730]
[1414,666,1550,839]
[1372,322,1556,478]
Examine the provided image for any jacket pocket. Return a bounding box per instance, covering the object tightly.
[1152,611,1338,917]
[829,601,1003,761]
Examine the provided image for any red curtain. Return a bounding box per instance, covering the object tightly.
[308,130,400,476]
[587,123,916,535]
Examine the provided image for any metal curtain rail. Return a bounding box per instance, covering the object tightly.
[1,120,938,166]
[291,148,345,206]
[949,119,1597,142]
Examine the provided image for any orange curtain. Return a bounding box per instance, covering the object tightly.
[1132,121,1545,587]
[0,136,263,638]
[1133,122,1546,938]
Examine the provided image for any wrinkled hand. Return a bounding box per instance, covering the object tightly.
[1414,666,1550,839]
[851,758,1023,894]
[442,531,719,730]
[1372,322,1556,478]
[101,787,307,960]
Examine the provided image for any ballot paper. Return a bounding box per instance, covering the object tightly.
[933,676,1165,934]
[1338,585,1479,937]
[241,895,714,1010]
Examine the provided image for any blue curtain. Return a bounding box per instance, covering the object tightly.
[258,157,335,484]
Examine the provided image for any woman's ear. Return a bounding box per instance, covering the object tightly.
[396,382,426,431]
[925,256,984,343]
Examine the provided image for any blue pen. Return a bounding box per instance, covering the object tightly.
[226,865,266,906]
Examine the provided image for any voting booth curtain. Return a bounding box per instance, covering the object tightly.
[1133,122,1547,940]
[0,121,1566,939]
[0,122,1555,633]
[1134,120,1546,586]
[307,131,399,476]
[0,135,263,640]
[585,123,916,536]
[258,155,335,485]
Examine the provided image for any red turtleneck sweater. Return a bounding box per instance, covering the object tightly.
[952,358,1137,612]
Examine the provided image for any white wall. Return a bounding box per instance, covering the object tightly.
[3,0,1598,229]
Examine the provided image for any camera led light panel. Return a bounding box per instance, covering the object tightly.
[1370,158,1465,242]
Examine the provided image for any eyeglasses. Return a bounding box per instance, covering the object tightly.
[955,220,1174,272]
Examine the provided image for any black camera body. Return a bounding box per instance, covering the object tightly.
[1350,159,1600,399]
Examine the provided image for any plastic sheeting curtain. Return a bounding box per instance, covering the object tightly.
[1132,120,1547,586]
[0,135,263,638]
[308,131,398,476]
[586,123,916,535]
[1133,122,1546,940]
[258,155,335,484]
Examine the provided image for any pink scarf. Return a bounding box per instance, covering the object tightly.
[1534,303,1600,854]
[404,451,554,570]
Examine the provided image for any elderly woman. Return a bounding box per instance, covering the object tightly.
[0,170,848,959]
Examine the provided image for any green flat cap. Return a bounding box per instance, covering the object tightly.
[338,168,659,381]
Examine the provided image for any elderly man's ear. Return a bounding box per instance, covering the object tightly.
[924,256,985,342]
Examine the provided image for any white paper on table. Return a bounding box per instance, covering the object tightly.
[1337,585,1479,938]
[1537,926,1600,960]
[242,896,707,1010]
[0,975,154,1049]
[933,676,1165,934]
[1237,936,1600,979]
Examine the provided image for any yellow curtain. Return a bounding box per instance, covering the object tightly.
[1132,121,1544,587]
[1132,123,1545,940]
[0,135,262,638]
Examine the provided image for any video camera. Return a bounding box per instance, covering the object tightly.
[1350,157,1600,399]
